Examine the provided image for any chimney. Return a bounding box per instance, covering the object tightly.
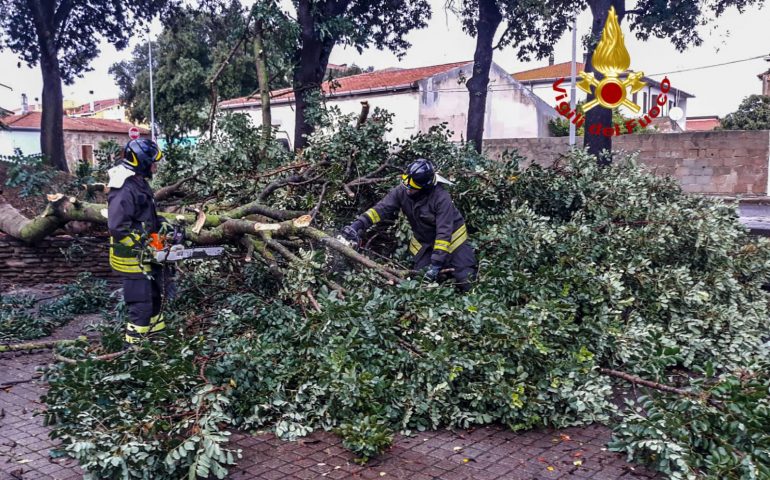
[21,93,28,114]
[548,54,554,66]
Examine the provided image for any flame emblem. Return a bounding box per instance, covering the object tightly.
[577,7,646,113]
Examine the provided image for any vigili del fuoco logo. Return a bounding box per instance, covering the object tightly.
[552,7,673,137]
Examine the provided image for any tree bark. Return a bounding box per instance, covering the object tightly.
[465,0,502,153]
[292,0,345,151]
[254,21,272,144]
[28,0,68,172]
[0,336,87,353]
[583,0,625,165]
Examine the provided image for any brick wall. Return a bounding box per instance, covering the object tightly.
[0,234,117,289]
[483,130,770,195]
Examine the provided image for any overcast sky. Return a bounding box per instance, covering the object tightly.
[0,0,768,117]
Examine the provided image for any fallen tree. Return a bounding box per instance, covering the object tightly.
[2,109,769,480]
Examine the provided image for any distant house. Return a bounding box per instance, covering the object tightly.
[512,61,694,131]
[0,111,148,170]
[686,115,721,132]
[758,69,770,96]
[65,98,132,123]
[220,61,557,145]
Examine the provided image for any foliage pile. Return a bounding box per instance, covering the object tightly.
[38,111,770,480]
[0,273,110,342]
[3,151,56,198]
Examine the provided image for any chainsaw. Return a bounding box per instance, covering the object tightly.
[149,226,225,263]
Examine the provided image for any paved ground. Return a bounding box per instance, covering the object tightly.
[0,302,658,479]
[739,203,770,234]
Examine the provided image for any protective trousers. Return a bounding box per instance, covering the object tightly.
[123,265,167,344]
[414,242,477,292]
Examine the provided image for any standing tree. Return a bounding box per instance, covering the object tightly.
[579,0,764,161]
[291,0,431,150]
[453,0,580,153]
[721,95,770,130]
[0,0,171,172]
[250,0,298,144]
[111,0,294,143]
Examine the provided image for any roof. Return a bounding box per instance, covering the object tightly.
[221,61,472,109]
[68,98,122,115]
[1,112,149,134]
[513,62,586,81]
[511,61,694,98]
[686,115,721,132]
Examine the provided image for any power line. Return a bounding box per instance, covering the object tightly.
[646,54,769,77]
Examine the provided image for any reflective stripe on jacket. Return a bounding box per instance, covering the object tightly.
[352,185,468,267]
[107,175,161,277]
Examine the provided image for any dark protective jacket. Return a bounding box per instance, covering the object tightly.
[351,185,469,267]
[107,175,162,277]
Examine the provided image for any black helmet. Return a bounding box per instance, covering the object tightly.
[401,159,436,190]
[123,139,163,177]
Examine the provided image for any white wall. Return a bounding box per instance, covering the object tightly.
[0,130,40,157]
[236,91,421,145]
[418,64,552,141]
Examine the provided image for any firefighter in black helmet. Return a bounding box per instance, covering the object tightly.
[107,138,167,346]
[342,159,477,291]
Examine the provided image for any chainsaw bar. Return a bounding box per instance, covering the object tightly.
[154,245,225,262]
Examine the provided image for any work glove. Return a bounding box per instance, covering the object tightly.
[170,225,185,245]
[423,264,441,282]
[341,225,361,245]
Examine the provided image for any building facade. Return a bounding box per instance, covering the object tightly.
[220,61,557,146]
[0,112,148,170]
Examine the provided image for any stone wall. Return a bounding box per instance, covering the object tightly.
[483,130,770,196]
[0,234,117,289]
[63,132,124,171]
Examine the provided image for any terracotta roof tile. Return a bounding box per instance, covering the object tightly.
[2,112,149,134]
[221,61,472,108]
[513,62,586,81]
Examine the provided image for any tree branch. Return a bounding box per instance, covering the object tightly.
[600,368,701,399]
[154,176,196,202]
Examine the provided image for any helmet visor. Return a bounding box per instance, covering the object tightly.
[401,174,423,190]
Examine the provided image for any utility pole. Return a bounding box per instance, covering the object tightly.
[568,14,578,147]
[148,30,156,143]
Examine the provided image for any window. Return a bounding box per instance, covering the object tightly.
[80,144,94,163]
[633,92,638,104]
[643,92,648,111]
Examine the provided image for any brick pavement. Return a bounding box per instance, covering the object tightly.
[0,316,659,480]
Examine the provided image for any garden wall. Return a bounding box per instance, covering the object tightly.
[0,234,117,289]
[483,130,770,196]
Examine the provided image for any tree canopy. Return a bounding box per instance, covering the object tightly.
[0,0,171,171]
[721,94,770,131]
[110,0,296,142]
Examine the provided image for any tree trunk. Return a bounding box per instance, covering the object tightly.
[254,21,272,144]
[583,0,625,165]
[292,0,341,151]
[465,0,502,153]
[36,19,68,172]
